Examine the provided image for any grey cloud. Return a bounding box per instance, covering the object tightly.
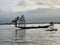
[36,2,46,5]
[0,9,4,13]
[36,0,60,5]
[0,8,60,23]
[17,1,28,6]
[47,0,60,5]
[50,0,60,3]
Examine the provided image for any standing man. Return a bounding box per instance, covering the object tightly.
[12,16,19,27]
[50,22,54,26]
[50,22,54,30]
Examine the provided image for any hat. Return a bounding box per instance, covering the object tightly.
[17,16,19,18]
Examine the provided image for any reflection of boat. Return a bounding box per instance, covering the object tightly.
[46,29,57,31]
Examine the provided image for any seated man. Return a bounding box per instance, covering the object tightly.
[12,16,19,27]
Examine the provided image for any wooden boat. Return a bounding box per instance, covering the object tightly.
[15,15,51,29]
[17,25,50,29]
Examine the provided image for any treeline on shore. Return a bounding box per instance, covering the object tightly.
[0,22,60,25]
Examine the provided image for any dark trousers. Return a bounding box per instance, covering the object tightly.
[15,21,17,27]
[12,21,17,27]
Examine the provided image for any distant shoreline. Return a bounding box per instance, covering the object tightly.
[0,22,60,25]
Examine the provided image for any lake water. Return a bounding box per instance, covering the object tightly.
[0,24,60,45]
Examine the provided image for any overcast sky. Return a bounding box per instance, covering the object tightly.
[0,0,60,12]
[0,0,60,23]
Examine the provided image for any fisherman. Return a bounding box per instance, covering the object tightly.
[50,22,54,26]
[49,22,54,30]
[12,16,19,27]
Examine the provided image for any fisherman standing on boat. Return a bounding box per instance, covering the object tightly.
[50,22,54,26]
[50,22,54,30]
[12,16,19,27]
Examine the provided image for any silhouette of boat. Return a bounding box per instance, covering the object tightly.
[12,15,57,30]
[17,25,50,29]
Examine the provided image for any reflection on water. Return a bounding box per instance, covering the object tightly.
[0,24,60,45]
[12,29,26,45]
[14,29,25,41]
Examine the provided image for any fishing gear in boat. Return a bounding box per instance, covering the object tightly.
[46,22,57,31]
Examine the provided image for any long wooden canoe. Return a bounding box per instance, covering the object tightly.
[17,25,50,29]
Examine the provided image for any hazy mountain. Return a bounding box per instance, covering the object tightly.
[0,8,60,23]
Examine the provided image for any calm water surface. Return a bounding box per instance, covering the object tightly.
[0,24,60,45]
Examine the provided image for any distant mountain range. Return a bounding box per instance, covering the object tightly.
[0,8,60,23]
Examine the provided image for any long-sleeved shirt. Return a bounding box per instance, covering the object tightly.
[12,18,19,22]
